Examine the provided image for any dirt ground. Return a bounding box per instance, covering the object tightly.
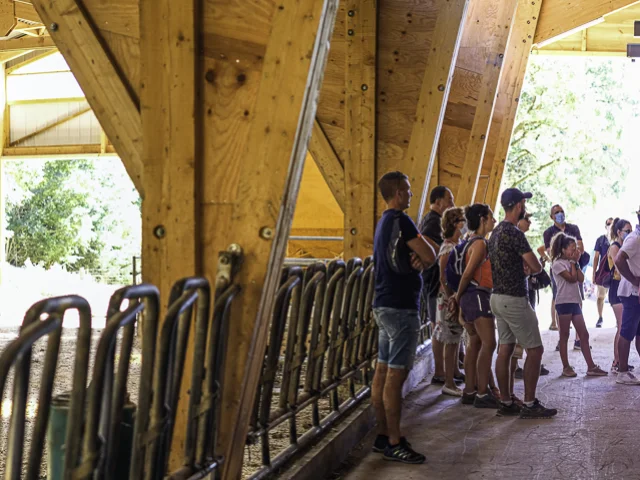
[0,326,141,479]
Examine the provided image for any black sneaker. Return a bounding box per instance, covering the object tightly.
[373,435,410,453]
[555,341,560,352]
[383,439,426,464]
[497,401,521,417]
[454,372,466,383]
[514,367,523,379]
[461,391,476,405]
[431,375,445,385]
[519,399,558,419]
[596,317,603,328]
[474,392,499,409]
[574,340,581,351]
[540,364,550,376]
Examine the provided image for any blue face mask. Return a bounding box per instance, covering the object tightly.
[622,231,630,241]
[554,212,566,225]
[460,225,469,236]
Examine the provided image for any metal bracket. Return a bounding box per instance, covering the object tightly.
[215,243,244,290]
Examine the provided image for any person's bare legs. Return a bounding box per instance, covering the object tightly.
[558,314,572,369]
[597,295,605,321]
[510,357,518,396]
[613,303,623,364]
[474,316,496,396]
[572,314,596,368]
[383,367,409,445]
[432,336,445,378]
[523,346,543,403]
[444,342,460,390]
[496,342,515,403]
[372,363,388,435]
[463,325,480,394]
[550,298,558,329]
[619,335,633,372]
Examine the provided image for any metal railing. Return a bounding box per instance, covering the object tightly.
[245,257,378,479]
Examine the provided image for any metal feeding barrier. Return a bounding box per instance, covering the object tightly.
[246,256,378,480]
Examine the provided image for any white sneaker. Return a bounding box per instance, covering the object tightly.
[442,385,463,397]
[616,371,640,385]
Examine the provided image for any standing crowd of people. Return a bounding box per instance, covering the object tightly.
[370,171,640,464]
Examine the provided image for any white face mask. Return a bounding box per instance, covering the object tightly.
[460,225,469,236]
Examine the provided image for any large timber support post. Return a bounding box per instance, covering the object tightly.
[344,0,377,259]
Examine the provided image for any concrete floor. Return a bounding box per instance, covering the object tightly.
[334,326,640,480]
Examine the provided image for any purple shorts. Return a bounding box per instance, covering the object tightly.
[460,286,494,323]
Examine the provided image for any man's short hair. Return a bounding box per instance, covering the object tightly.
[429,186,449,204]
[378,171,408,202]
[550,204,562,215]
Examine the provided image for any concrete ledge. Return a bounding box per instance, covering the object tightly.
[279,340,434,480]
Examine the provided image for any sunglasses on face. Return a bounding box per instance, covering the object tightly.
[623,229,632,234]
[553,210,565,215]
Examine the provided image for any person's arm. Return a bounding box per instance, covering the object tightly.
[424,235,441,255]
[592,250,600,283]
[537,245,550,263]
[420,216,442,255]
[615,250,640,287]
[456,241,485,299]
[557,262,581,283]
[574,225,584,253]
[407,236,436,268]
[439,252,454,297]
[523,252,543,275]
[608,244,619,264]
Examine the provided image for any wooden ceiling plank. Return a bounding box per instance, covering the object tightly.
[5,47,55,73]
[485,0,543,209]
[345,0,376,259]
[9,106,91,146]
[308,118,345,211]
[0,35,53,51]
[31,0,144,196]
[404,0,470,221]
[14,1,40,23]
[534,0,640,45]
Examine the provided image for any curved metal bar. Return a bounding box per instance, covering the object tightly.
[0,316,62,480]
[18,295,92,480]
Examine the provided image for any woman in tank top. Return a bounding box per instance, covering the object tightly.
[608,218,633,373]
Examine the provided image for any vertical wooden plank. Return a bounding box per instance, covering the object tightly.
[139,0,197,467]
[211,1,341,478]
[344,0,376,259]
[404,0,470,221]
[485,0,542,209]
[454,0,518,206]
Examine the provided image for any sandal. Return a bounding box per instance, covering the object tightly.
[442,385,463,397]
[587,365,608,376]
[562,366,577,377]
[549,324,559,331]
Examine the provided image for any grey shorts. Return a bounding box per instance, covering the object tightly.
[490,294,543,350]
[373,307,420,370]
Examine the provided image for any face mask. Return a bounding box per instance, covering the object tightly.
[460,225,469,236]
[554,213,565,224]
[622,231,630,241]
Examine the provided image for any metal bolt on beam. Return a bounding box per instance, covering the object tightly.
[348,29,354,36]
[260,227,274,240]
[50,23,59,32]
[438,84,445,91]
[348,10,355,16]
[153,225,166,239]
[361,84,368,91]
[350,228,358,235]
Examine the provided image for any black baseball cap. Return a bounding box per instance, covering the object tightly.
[501,188,533,208]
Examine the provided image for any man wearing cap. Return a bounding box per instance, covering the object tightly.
[614,208,640,385]
[488,188,558,419]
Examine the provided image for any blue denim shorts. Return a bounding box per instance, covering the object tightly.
[373,307,420,370]
[620,296,640,341]
[555,303,582,316]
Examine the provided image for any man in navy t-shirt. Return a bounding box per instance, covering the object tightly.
[593,217,613,327]
[370,171,435,464]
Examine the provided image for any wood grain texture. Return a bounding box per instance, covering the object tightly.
[344,0,376,258]
[534,0,640,45]
[404,0,469,221]
[83,0,138,37]
[484,0,542,209]
[140,0,197,470]
[0,0,16,36]
[454,0,517,206]
[202,0,340,478]
[308,118,345,211]
[0,35,53,51]
[31,0,143,194]
[14,1,39,22]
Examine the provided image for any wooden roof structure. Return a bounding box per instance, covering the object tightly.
[1,0,639,478]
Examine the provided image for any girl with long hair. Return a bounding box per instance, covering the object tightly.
[608,218,633,373]
[550,232,607,377]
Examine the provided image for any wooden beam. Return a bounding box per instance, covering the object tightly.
[208,1,339,477]
[0,49,33,64]
[454,0,518,206]
[404,0,470,221]
[485,0,543,209]
[534,0,640,45]
[9,106,91,146]
[0,0,16,36]
[14,1,40,23]
[2,144,110,155]
[5,47,55,73]
[31,0,144,196]
[344,0,376,259]
[0,35,53,51]
[531,49,626,56]
[308,118,345,211]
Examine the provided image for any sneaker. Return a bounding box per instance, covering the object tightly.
[611,362,619,374]
[497,401,521,417]
[461,391,477,405]
[596,317,603,328]
[514,367,523,379]
[383,440,426,464]
[474,392,499,409]
[616,371,640,385]
[519,399,558,419]
[442,385,463,397]
[573,340,581,351]
[587,365,608,376]
[555,341,560,352]
[549,324,559,331]
[540,364,550,376]
[562,366,577,377]
[431,375,445,385]
[454,372,466,383]
[373,435,410,453]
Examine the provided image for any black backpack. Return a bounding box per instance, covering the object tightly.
[386,212,413,275]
